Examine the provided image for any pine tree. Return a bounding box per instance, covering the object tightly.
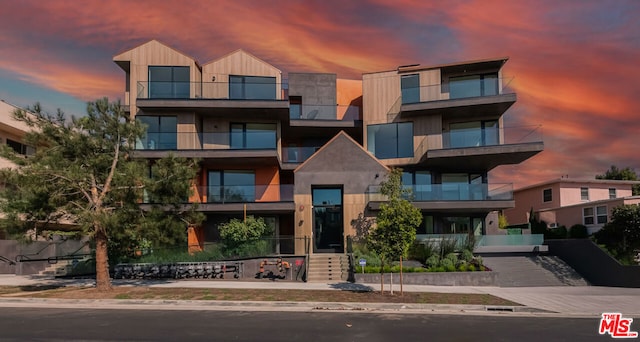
[0,98,202,290]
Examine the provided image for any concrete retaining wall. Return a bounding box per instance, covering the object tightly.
[0,239,89,275]
[355,271,498,286]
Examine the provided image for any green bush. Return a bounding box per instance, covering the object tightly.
[461,249,474,262]
[569,224,589,239]
[426,255,440,268]
[468,264,476,272]
[439,237,458,256]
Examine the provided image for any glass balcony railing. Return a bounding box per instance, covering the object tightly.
[137,81,285,100]
[366,183,513,202]
[281,146,321,163]
[289,104,361,121]
[200,184,293,204]
[142,184,293,204]
[400,76,514,104]
[476,234,544,247]
[135,131,277,150]
[442,125,543,149]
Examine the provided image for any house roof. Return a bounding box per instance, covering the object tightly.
[294,131,389,173]
[363,56,509,75]
[113,39,202,70]
[202,49,281,73]
[515,178,640,193]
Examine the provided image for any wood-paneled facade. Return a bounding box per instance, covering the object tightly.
[114,40,542,255]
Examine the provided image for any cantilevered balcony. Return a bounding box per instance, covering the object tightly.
[414,125,544,171]
[288,104,362,128]
[132,131,278,164]
[366,183,514,213]
[142,184,294,213]
[135,81,289,119]
[399,77,516,119]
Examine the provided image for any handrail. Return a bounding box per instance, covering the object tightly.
[0,255,16,265]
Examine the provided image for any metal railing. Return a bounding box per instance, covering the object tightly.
[366,183,513,202]
[400,76,514,104]
[476,234,544,247]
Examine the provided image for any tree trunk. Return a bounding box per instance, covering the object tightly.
[95,229,112,291]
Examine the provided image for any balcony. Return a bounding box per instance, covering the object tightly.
[135,81,289,119]
[399,77,516,119]
[415,125,544,170]
[132,131,278,163]
[195,184,294,213]
[280,146,321,170]
[142,184,294,213]
[366,183,514,213]
[289,104,362,127]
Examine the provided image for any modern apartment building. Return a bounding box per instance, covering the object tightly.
[505,178,640,234]
[113,40,544,255]
[0,100,34,170]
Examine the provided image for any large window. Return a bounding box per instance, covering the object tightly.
[596,206,608,224]
[447,121,499,148]
[402,171,432,201]
[208,170,255,203]
[6,139,35,156]
[583,207,594,225]
[449,73,498,99]
[401,74,420,104]
[148,66,190,99]
[229,76,277,100]
[543,188,552,202]
[367,122,413,159]
[137,116,177,150]
[230,123,276,149]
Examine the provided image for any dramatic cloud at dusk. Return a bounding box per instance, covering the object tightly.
[0,0,638,188]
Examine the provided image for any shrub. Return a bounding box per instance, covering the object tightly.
[440,257,454,269]
[461,249,474,263]
[569,224,589,239]
[439,237,458,256]
[468,264,476,272]
[426,255,440,268]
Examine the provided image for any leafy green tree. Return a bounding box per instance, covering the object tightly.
[0,99,201,290]
[367,168,422,293]
[219,216,271,250]
[596,165,640,195]
[594,204,640,264]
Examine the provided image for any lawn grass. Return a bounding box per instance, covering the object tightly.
[0,286,519,306]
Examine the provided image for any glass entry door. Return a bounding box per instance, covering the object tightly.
[312,187,344,253]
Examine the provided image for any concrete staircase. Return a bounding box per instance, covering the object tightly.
[307,253,349,282]
[38,260,75,277]
[482,254,589,287]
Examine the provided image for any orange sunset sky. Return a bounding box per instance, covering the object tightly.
[0,0,638,188]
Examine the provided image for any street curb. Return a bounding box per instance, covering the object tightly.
[0,297,558,317]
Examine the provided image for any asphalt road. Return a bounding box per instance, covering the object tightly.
[0,308,610,341]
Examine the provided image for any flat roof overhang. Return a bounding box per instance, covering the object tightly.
[400,93,516,119]
[418,142,544,171]
[289,119,362,128]
[368,200,514,213]
[136,99,290,120]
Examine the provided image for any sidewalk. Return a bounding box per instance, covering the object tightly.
[1,275,639,317]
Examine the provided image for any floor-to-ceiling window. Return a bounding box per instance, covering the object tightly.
[208,170,255,203]
[230,123,277,149]
[401,74,420,104]
[136,116,177,150]
[367,122,413,159]
[448,121,499,148]
[148,66,190,99]
[229,76,277,100]
[449,73,498,99]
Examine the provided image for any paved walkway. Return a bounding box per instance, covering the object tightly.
[1,275,639,318]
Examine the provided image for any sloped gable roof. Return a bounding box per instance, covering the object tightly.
[295,131,388,174]
[202,49,281,73]
[113,39,200,67]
